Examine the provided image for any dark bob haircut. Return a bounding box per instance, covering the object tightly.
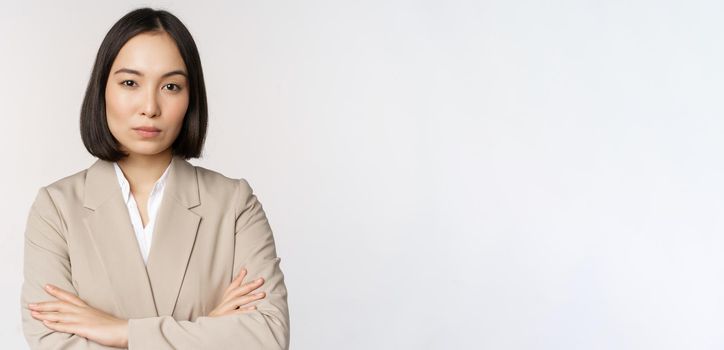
[80,7,207,161]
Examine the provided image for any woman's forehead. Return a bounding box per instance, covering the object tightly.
[111,32,187,76]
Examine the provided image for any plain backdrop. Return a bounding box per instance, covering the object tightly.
[2,0,724,349]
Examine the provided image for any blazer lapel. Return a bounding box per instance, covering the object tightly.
[82,155,202,318]
[145,155,202,317]
[82,157,157,318]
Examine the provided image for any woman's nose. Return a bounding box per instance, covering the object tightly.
[140,88,161,118]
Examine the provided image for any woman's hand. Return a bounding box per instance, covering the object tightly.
[27,284,128,348]
[208,268,266,317]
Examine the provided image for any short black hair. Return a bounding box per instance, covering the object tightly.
[80,7,207,161]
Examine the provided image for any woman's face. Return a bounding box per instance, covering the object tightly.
[105,31,189,158]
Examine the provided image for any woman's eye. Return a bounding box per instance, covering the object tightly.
[121,80,136,87]
[164,83,182,91]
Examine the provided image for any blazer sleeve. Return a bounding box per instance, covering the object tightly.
[127,178,290,350]
[21,187,117,349]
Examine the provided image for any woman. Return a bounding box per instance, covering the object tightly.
[20,8,289,349]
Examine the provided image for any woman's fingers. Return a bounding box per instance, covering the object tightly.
[230,291,266,309]
[30,309,80,324]
[40,319,74,334]
[219,268,249,304]
[210,305,256,318]
[230,305,257,315]
[43,284,86,307]
[211,277,265,316]
[215,302,259,317]
[208,273,266,318]
[28,301,74,313]
[31,310,63,322]
[223,268,247,296]
[229,277,265,299]
[219,276,264,305]
[217,290,266,314]
[29,299,82,324]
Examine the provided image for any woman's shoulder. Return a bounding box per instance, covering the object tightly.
[28,166,89,217]
[190,162,250,188]
[191,163,238,186]
[38,167,89,201]
[187,162,257,204]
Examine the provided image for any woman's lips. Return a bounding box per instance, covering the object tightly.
[133,127,161,138]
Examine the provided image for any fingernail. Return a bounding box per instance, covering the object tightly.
[28,303,37,307]
[45,285,54,291]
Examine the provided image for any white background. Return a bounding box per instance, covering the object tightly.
[2,0,724,349]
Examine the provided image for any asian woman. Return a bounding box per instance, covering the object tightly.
[20,7,290,349]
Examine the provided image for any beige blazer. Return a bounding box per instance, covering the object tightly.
[20,155,290,349]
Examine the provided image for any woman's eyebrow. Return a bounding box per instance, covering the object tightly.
[113,67,188,78]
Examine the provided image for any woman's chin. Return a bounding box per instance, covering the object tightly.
[123,146,171,157]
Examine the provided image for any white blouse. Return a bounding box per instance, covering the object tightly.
[112,161,172,265]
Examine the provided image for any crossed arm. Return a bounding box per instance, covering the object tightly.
[21,179,289,349]
[26,267,267,348]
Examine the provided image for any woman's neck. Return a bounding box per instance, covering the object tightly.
[115,149,173,193]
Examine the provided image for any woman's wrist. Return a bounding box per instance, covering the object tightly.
[114,319,129,348]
